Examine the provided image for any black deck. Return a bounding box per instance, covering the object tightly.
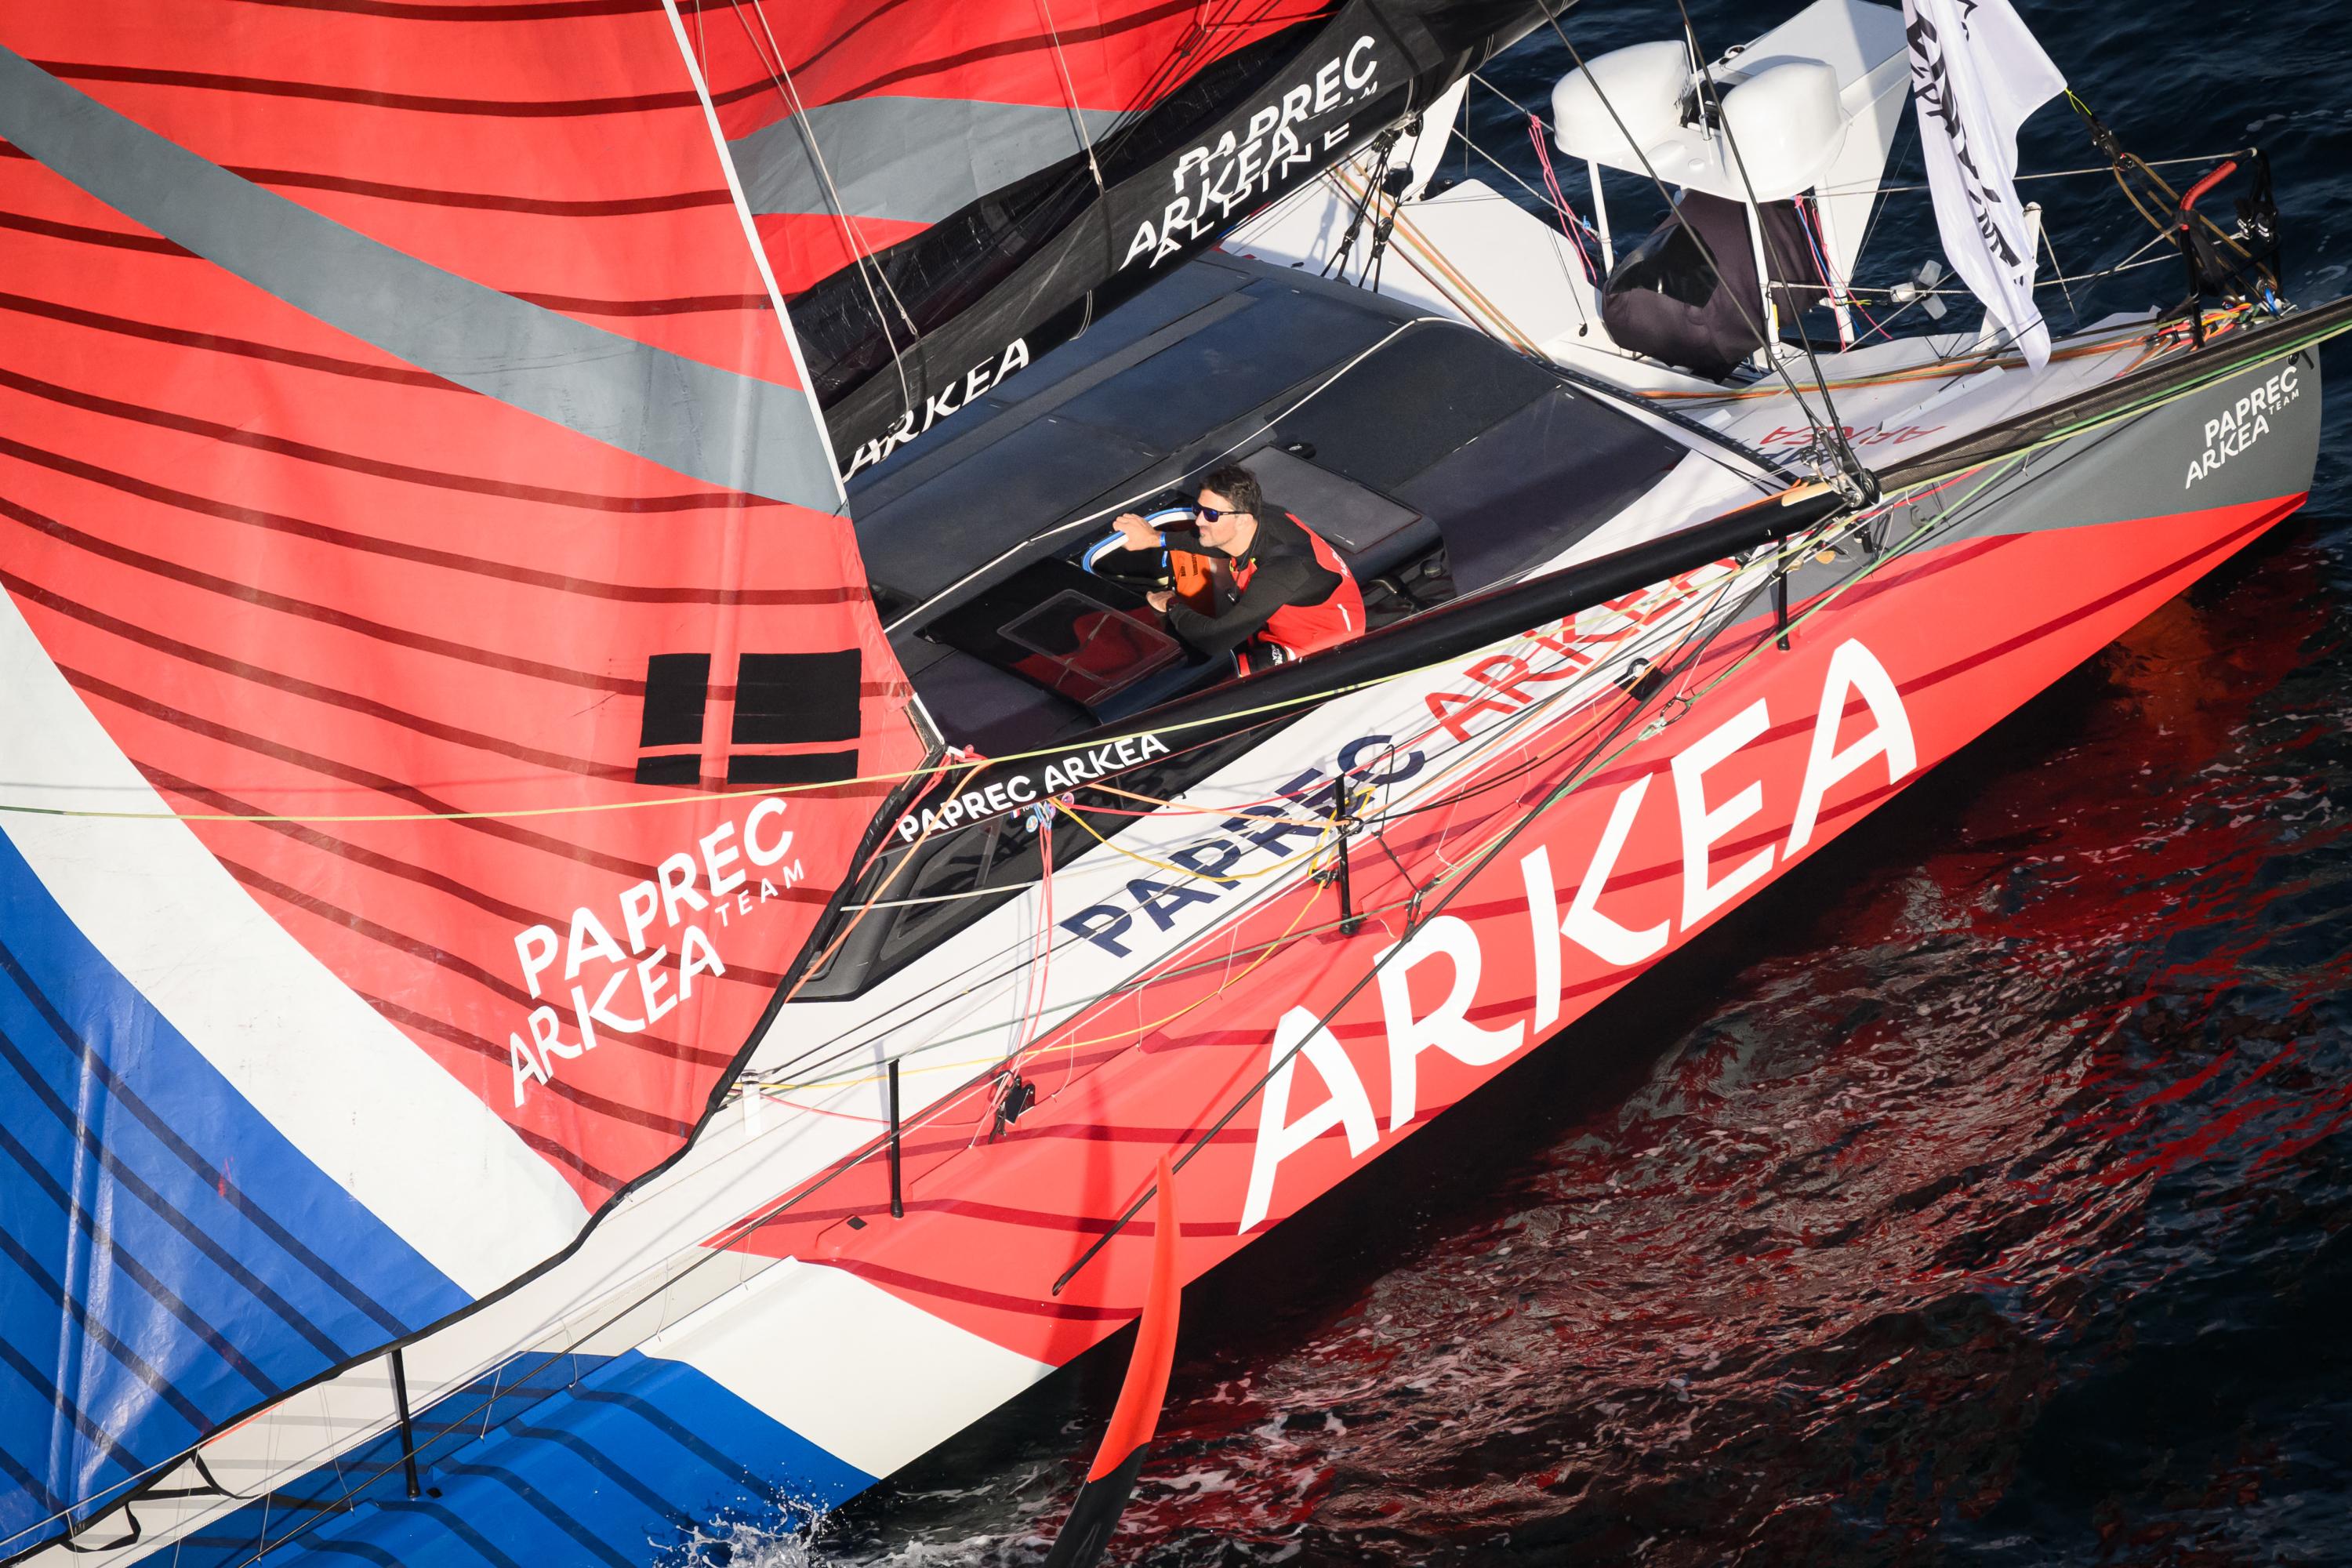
[848,254,1692,757]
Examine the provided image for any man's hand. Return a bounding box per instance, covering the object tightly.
[1146,590,1173,613]
[1112,512,1161,550]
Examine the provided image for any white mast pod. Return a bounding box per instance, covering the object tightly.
[1902,0,2067,367]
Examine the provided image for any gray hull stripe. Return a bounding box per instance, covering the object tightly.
[731,95,1121,226]
[0,48,839,514]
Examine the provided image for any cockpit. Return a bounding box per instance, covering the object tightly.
[793,252,1703,1000]
[849,251,1695,762]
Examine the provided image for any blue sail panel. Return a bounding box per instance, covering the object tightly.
[0,828,470,1555]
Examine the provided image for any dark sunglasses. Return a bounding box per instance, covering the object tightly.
[1195,504,1230,522]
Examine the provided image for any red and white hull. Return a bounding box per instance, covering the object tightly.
[56,319,2323,1568]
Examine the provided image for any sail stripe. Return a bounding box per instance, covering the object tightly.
[136,769,791,1007]
[0,206,190,255]
[60,666,661,879]
[0,1125,278,1396]
[3,209,769,318]
[217,161,733,221]
[567,1386,782,1490]
[797,0,1210,108]
[0,1229,217,1433]
[0,1445,68,1532]
[155,1349,873,1566]
[370,989,730,1081]
[0,939,416,1339]
[234,0,665,19]
[506,289,768,316]
[5,575,633,781]
[731,97,1120,227]
[0,1335,151,1479]
[2,140,732,219]
[0,448,870,604]
[0,366,762,514]
[298,1540,408,1566]
[139,771,589,934]
[436,1461,641,1568]
[503,1421,686,1523]
[0,291,456,388]
[0,49,842,515]
[374,1497,534,1568]
[0,1241,222,1457]
[27,58,757,118]
[220,862,713,1139]
[5,528,646,695]
[0,1026,350,1363]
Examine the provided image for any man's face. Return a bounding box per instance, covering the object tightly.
[1194,487,1250,550]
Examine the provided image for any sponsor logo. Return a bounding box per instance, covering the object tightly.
[2185,361,2299,488]
[1237,638,1916,1232]
[506,799,804,1108]
[1057,586,1715,958]
[1058,732,1427,957]
[1120,34,1384,272]
[895,733,1174,843]
[1906,6,2026,272]
[845,338,1033,480]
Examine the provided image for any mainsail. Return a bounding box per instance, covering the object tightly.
[0,0,1559,1555]
[0,2,924,1552]
[710,0,1557,476]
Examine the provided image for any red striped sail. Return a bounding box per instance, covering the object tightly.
[0,0,923,1546]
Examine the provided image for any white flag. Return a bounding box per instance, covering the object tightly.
[1904,0,2067,368]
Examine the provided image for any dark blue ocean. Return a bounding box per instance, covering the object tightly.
[799,4,2352,1562]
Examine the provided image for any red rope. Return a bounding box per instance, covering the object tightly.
[1530,115,1600,285]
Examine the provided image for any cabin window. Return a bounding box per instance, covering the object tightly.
[924,557,1185,711]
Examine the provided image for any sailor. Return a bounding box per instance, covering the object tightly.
[1099,463,1366,667]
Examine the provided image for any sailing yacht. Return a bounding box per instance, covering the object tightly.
[0,0,2331,1562]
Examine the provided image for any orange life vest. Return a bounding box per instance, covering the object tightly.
[1168,512,1364,656]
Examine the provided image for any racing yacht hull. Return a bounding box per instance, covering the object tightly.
[69,334,2321,1567]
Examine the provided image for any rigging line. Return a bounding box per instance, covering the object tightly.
[1032,0,1109,332]
[1816,147,2256,198]
[1849,104,1915,264]
[756,602,1693,1109]
[659,0,847,508]
[1673,0,1867,490]
[880,314,1455,634]
[760,608,1675,1082]
[727,0,918,416]
[1313,162,1548,356]
[1541,3,1846,476]
[1441,77,1594,326]
[749,716,1350,1076]
[1049,512,1834,1296]
[216,859,1110,1568]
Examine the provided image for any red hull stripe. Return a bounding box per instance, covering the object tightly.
[727,494,2307,1373]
